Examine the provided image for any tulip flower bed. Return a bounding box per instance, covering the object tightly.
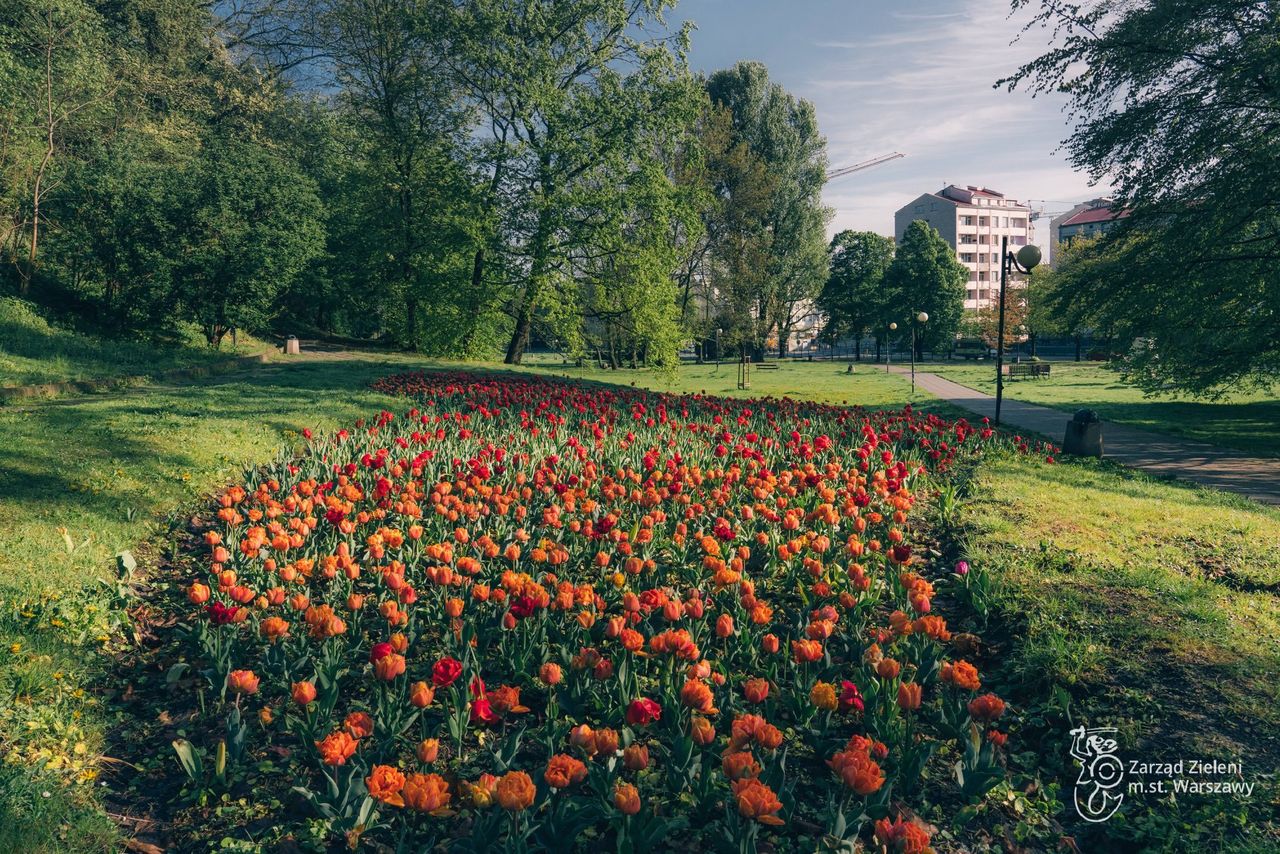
[169,371,1052,852]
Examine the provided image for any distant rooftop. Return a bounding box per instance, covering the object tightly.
[933,184,1029,209]
[1061,205,1129,227]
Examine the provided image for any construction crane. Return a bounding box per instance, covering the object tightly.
[1026,199,1075,221]
[826,152,905,181]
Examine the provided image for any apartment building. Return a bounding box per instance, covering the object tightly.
[1050,197,1128,254]
[893,185,1035,310]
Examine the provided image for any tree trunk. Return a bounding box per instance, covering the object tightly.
[1075,334,1082,362]
[855,337,861,362]
[504,207,553,365]
[406,296,419,348]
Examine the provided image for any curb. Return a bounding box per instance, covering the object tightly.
[0,352,272,404]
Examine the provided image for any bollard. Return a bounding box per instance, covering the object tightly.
[1063,408,1102,457]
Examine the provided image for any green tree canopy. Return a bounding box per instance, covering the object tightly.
[884,220,967,356]
[1003,0,1280,393]
[705,61,830,359]
[817,230,894,358]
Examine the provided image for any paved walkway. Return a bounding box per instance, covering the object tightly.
[889,366,1280,506]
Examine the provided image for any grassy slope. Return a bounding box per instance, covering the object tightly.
[0,298,272,387]
[1,350,1275,850]
[918,360,1280,457]
[965,454,1280,848]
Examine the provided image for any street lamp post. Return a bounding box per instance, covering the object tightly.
[995,237,1042,425]
[910,311,928,395]
[885,322,898,373]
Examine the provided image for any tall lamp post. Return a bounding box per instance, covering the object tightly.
[910,311,928,395]
[995,238,1042,425]
[885,322,898,373]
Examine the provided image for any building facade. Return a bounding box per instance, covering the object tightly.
[893,185,1034,311]
[1049,198,1128,254]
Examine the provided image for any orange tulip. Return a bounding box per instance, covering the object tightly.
[417,738,440,763]
[680,679,718,714]
[291,681,317,705]
[731,778,785,825]
[316,730,359,766]
[409,681,436,708]
[742,678,770,704]
[613,781,641,815]
[544,753,588,789]
[402,772,452,814]
[496,770,536,811]
[897,682,922,711]
[227,670,259,695]
[366,765,406,807]
[623,743,649,771]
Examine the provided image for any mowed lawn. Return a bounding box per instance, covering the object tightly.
[1,349,1277,850]
[918,360,1280,457]
[962,455,1280,848]
[517,354,942,409]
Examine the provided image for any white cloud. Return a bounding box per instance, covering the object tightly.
[798,0,1103,237]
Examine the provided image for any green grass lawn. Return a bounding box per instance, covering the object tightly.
[962,454,1280,848]
[917,359,1280,457]
[516,354,942,409]
[0,298,273,388]
[1,350,1275,851]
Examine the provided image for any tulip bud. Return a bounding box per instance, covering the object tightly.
[291,681,317,705]
[417,738,440,763]
[409,681,435,708]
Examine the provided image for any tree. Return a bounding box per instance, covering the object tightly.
[0,0,115,295]
[705,62,830,359]
[1003,0,1280,393]
[883,220,967,358]
[176,138,324,347]
[973,295,1028,353]
[441,0,696,365]
[817,230,894,360]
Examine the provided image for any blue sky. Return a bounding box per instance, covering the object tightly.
[667,0,1106,240]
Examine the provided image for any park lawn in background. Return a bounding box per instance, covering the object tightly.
[964,453,1280,847]
[517,355,946,411]
[0,298,274,388]
[917,360,1280,457]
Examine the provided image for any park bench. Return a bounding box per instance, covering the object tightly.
[1005,363,1051,380]
[755,362,780,370]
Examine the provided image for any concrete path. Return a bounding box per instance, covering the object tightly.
[889,366,1280,506]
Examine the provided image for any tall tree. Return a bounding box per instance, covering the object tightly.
[442,0,695,365]
[176,137,324,347]
[0,0,115,295]
[884,220,967,358]
[817,230,894,360]
[1003,0,1280,393]
[705,61,830,359]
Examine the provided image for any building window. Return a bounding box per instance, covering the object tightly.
[967,290,977,301]
[969,271,978,281]
[960,215,974,226]
[978,271,987,282]
[978,234,988,244]
[960,252,975,262]
[978,217,989,227]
